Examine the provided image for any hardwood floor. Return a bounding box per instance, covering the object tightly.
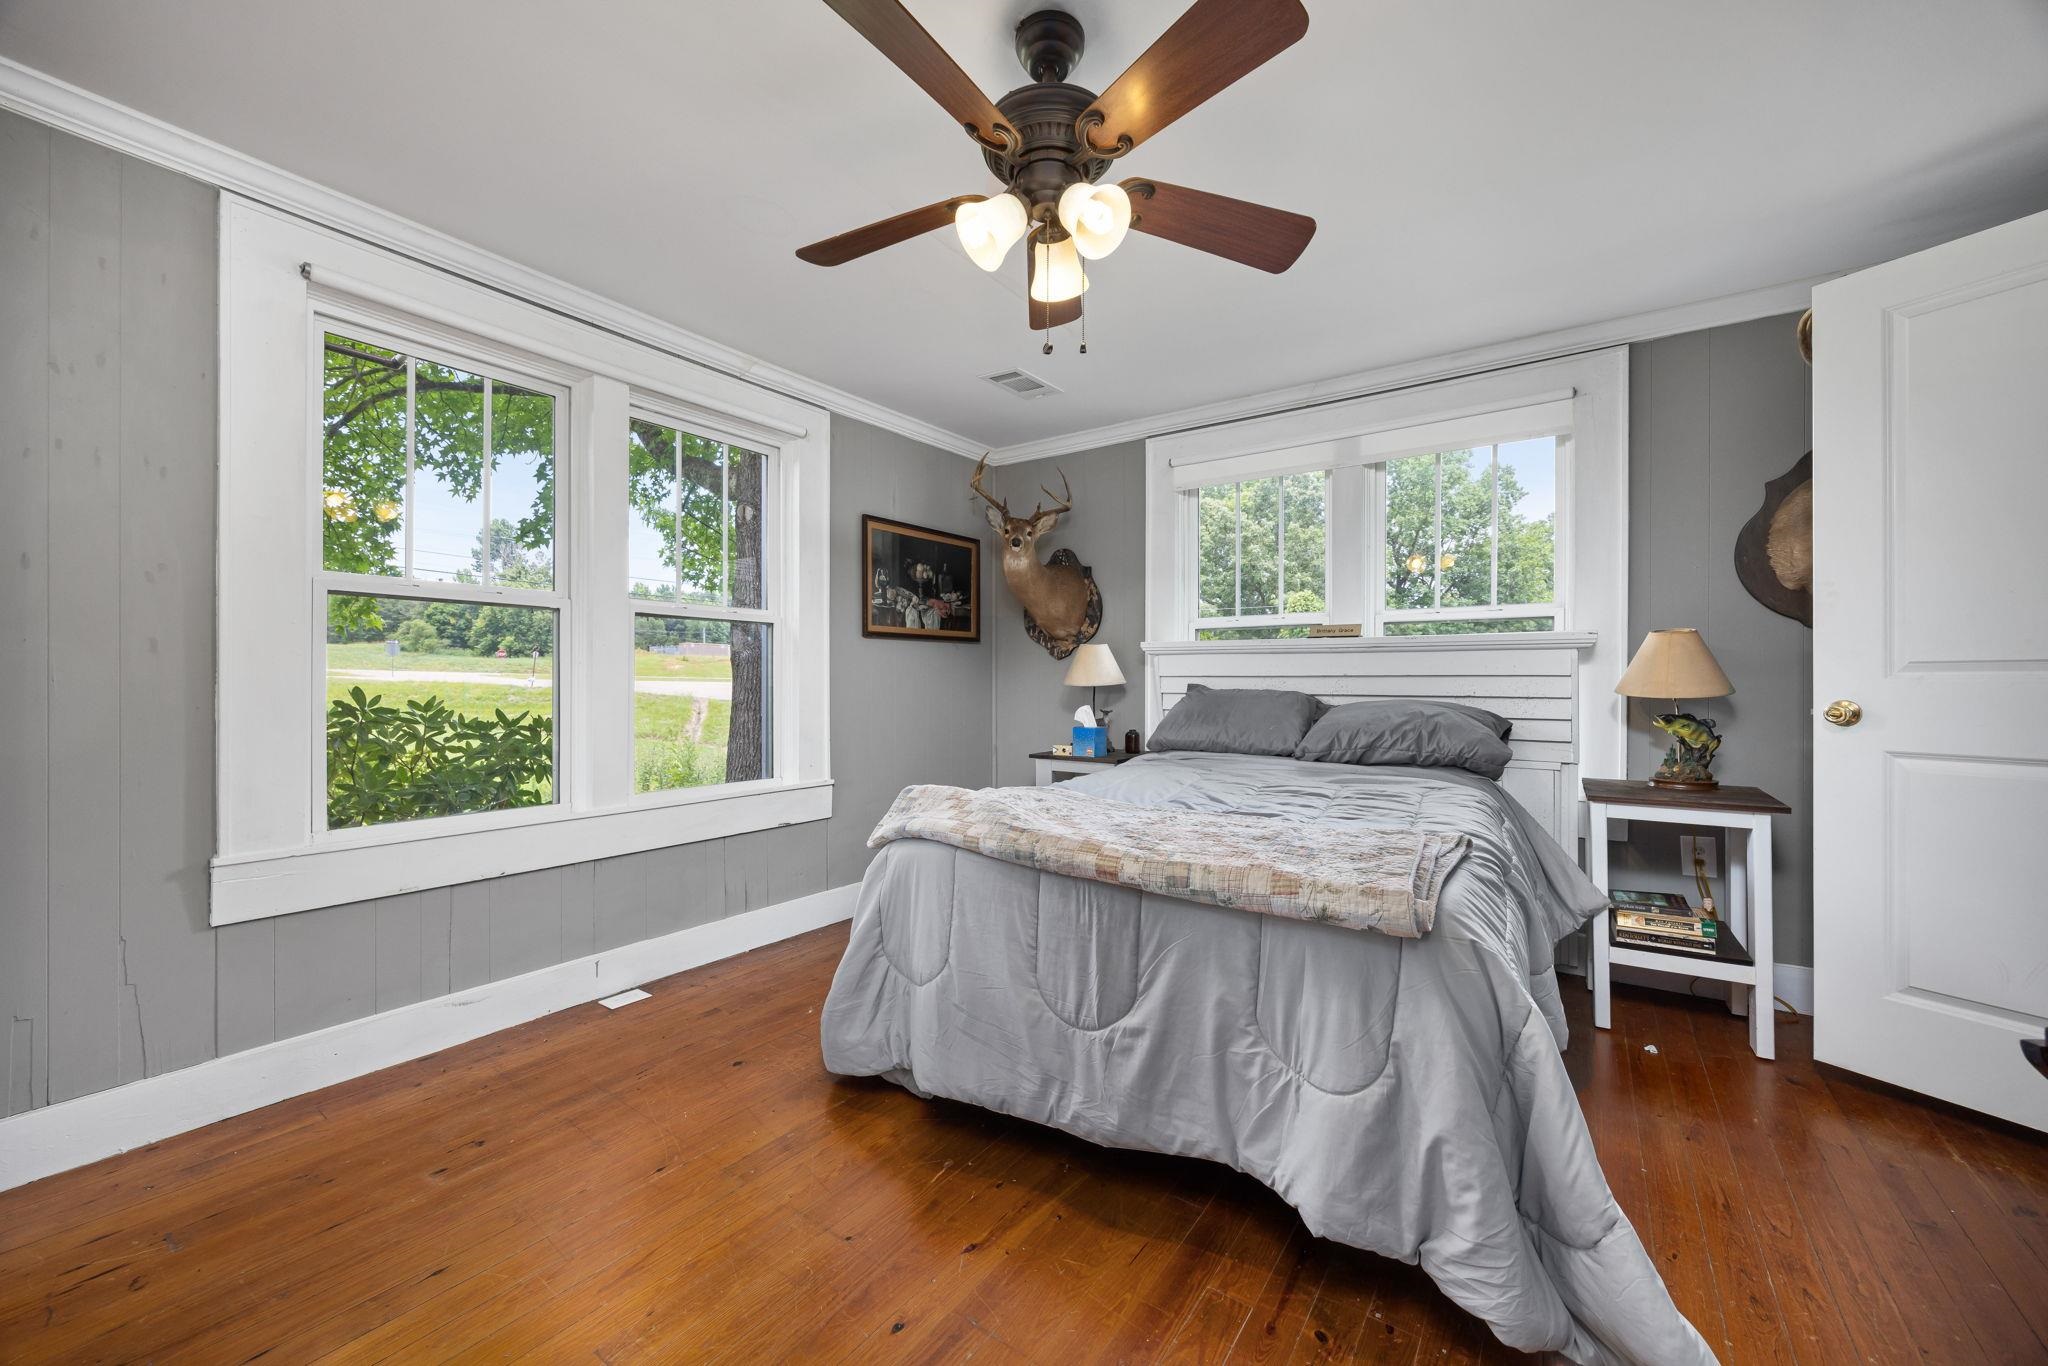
[1,924,2043,1364]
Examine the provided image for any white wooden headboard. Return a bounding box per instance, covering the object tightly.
[1143,633,1599,851]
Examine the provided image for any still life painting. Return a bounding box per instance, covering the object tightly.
[862,515,981,642]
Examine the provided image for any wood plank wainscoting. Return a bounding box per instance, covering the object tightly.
[0,926,2043,1363]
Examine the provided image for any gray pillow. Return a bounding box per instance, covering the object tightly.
[1146,685,1327,757]
[1292,698,1515,779]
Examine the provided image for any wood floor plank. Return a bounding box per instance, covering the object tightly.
[1155,1288,1254,1364]
[1662,1007,1799,1363]
[1822,1068,2048,1363]
[1685,1008,1863,1364]
[1615,991,1733,1350]
[1,929,2044,1366]
[1778,1053,1987,1363]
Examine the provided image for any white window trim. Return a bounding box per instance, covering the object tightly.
[214,197,831,925]
[1146,349,1628,793]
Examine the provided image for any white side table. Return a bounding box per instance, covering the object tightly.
[1583,778,1790,1060]
[1030,750,1138,786]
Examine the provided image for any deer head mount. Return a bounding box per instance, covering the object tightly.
[971,455,1102,659]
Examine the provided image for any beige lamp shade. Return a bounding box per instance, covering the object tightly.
[1062,643,1125,688]
[1615,629,1734,700]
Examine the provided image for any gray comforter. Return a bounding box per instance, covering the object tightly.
[819,752,1714,1364]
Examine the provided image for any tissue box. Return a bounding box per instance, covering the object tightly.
[1071,726,1109,758]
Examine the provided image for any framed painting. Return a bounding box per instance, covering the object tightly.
[861,514,981,642]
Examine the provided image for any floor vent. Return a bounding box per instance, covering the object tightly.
[983,368,1061,400]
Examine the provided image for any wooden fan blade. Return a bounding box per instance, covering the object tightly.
[1121,179,1315,273]
[796,196,978,266]
[823,0,1017,150]
[1079,0,1307,156]
[1026,242,1083,330]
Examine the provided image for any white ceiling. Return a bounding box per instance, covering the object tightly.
[4,0,2046,450]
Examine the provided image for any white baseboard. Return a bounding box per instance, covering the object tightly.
[1561,959,1815,1016]
[0,883,858,1192]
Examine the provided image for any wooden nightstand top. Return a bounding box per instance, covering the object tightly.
[1582,778,1790,815]
[1028,750,1138,765]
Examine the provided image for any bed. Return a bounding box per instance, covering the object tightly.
[819,675,1713,1364]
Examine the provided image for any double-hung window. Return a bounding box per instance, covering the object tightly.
[215,199,831,924]
[1193,473,1328,639]
[1380,437,1558,634]
[1177,400,1572,639]
[318,327,567,830]
[625,414,776,794]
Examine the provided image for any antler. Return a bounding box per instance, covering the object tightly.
[1032,467,1073,521]
[970,453,1010,517]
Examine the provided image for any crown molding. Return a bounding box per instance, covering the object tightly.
[980,272,1827,465]
[0,56,985,459]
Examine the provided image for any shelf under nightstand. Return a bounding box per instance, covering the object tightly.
[1584,778,1789,1060]
[1030,750,1139,786]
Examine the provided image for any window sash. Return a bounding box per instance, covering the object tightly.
[319,590,563,832]
[626,405,782,622]
[316,315,569,594]
[1190,470,1330,625]
[1378,439,1559,630]
[1191,611,1329,631]
[1379,604,1557,623]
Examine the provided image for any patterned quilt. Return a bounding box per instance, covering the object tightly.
[869,781,1467,939]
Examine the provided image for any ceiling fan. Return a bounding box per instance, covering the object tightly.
[795,0,1317,349]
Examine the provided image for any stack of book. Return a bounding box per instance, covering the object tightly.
[1609,889,1719,956]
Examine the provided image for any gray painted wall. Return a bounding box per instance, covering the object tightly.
[988,441,1148,789]
[979,323,1817,964]
[1617,315,1815,965]
[827,419,995,884]
[0,111,992,1118]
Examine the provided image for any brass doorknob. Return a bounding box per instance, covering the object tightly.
[1823,699,1863,727]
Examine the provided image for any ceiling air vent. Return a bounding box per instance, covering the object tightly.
[983,368,1061,400]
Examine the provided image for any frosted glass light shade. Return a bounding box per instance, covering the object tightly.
[954,194,1028,272]
[1615,628,1734,699]
[1029,236,1089,303]
[1063,643,1125,688]
[1056,181,1132,260]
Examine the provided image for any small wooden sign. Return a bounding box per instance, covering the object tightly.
[1306,623,1363,638]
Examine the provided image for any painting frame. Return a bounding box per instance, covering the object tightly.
[860,514,982,643]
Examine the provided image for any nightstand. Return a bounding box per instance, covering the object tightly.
[1583,778,1791,1060]
[1031,750,1138,786]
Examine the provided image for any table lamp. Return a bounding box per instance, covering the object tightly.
[1615,628,1734,789]
[1063,643,1125,748]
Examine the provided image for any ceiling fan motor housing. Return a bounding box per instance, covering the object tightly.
[987,11,1109,227]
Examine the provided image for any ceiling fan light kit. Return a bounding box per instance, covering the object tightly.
[802,0,1318,351]
[1057,181,1132,259]
[955,193,1029,271]
[1029,235,1089,304]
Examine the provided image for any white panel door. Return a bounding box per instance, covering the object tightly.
[1812,208,2048,1130]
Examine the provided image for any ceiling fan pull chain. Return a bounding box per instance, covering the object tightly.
[1080,262,1089,355]
[1032,238,1053,356]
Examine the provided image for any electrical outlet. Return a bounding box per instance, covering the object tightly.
[1679,835,1717,874]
